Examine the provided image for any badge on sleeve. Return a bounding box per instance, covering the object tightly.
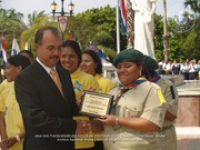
[157,89,166,104]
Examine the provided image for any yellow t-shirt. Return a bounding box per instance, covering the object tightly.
[95,73,116,93]
[71,68,100,97]
[0,79,13,94]
[71,68,100,149]
[0,82,24,150]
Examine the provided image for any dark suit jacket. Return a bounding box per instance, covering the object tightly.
[15,60,79,150]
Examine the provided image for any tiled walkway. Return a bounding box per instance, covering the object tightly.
[176,127,200,150]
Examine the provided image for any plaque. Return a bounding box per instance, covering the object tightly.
[79,91,114,118]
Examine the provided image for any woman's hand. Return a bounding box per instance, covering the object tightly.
[97,115,117,126]
[76,87,97,107]
[3,137,18,149]
[0,140,8,150]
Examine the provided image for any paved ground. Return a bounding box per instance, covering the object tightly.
[176,127,200,150]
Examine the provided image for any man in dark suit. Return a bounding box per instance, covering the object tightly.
[15,26,88,150]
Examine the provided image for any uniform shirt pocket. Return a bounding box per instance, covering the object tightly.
[123,106,142,118]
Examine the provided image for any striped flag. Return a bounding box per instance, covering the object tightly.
[11,37,20,56]
[0,37,8,67]
[119,0,127,35]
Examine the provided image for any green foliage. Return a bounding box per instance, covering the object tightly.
[76,5,126,51]
[154,14,164,59]
[0,8,26,54]
[20,14,57,53]
[2,3,199,61]
[184,0,200,13]
[66,17,99,50]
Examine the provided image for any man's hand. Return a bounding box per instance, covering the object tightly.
[89,120,104,133]
[75,120,89,135]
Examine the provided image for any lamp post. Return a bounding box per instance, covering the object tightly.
[50,0,75,40]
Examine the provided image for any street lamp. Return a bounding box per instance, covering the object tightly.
[50,0,75,17]
[50,0,75,40]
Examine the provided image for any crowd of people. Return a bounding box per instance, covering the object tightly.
[158,58,200,80]
[0,26,178,150]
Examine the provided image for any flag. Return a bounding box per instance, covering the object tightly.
[89,43,99,52]
[68,31,72,40]
[119,0,127,35]
[24,42,28,50]
[89,43,107,60]
[11,37,20,56]
[0,37,8,67]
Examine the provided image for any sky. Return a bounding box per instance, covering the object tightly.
[1,0,186,24]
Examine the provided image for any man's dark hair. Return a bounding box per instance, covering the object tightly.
[82,49,102,74]
[35,26,60,44]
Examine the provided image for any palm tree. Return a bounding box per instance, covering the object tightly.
[184,0,200,13]
[0,8,26,52]
[27,10,46,27]
[162,0,170,62]
[0,8,25,34]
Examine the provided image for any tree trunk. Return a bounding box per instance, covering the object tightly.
[163,0,170,62]
[126,0,134,49]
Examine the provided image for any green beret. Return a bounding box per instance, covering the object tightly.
[143,55,158,71]
[113,49,144,67]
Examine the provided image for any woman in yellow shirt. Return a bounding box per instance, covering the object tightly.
[60,40,100,150]
[0,55,31,150]
[80,50,116,94]
[80,49,116,150]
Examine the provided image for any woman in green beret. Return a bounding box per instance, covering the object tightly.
[142,55,178,150]
[97,49,166,150]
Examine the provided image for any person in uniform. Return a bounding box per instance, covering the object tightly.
[97,49,166,150]
[142,55,178,150]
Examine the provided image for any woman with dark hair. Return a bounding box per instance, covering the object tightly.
[80,49,116,94]
[0,55,31,150]
[18,50,34,63]
[60,40,99,150]
[60,40,100,100]
[80,50,116,150]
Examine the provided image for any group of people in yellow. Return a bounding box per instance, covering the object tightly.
[0,26,178,150]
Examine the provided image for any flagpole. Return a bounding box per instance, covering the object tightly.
[116,0,120,54]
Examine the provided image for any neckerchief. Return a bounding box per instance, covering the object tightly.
[149,71,161,83]
[111,77,147,110]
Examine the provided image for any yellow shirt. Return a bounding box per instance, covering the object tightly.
[0,82,24,150]
[71,68,100,149]
[0,79,13,94]
[71,68,100,97]
[95,74,116,93]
